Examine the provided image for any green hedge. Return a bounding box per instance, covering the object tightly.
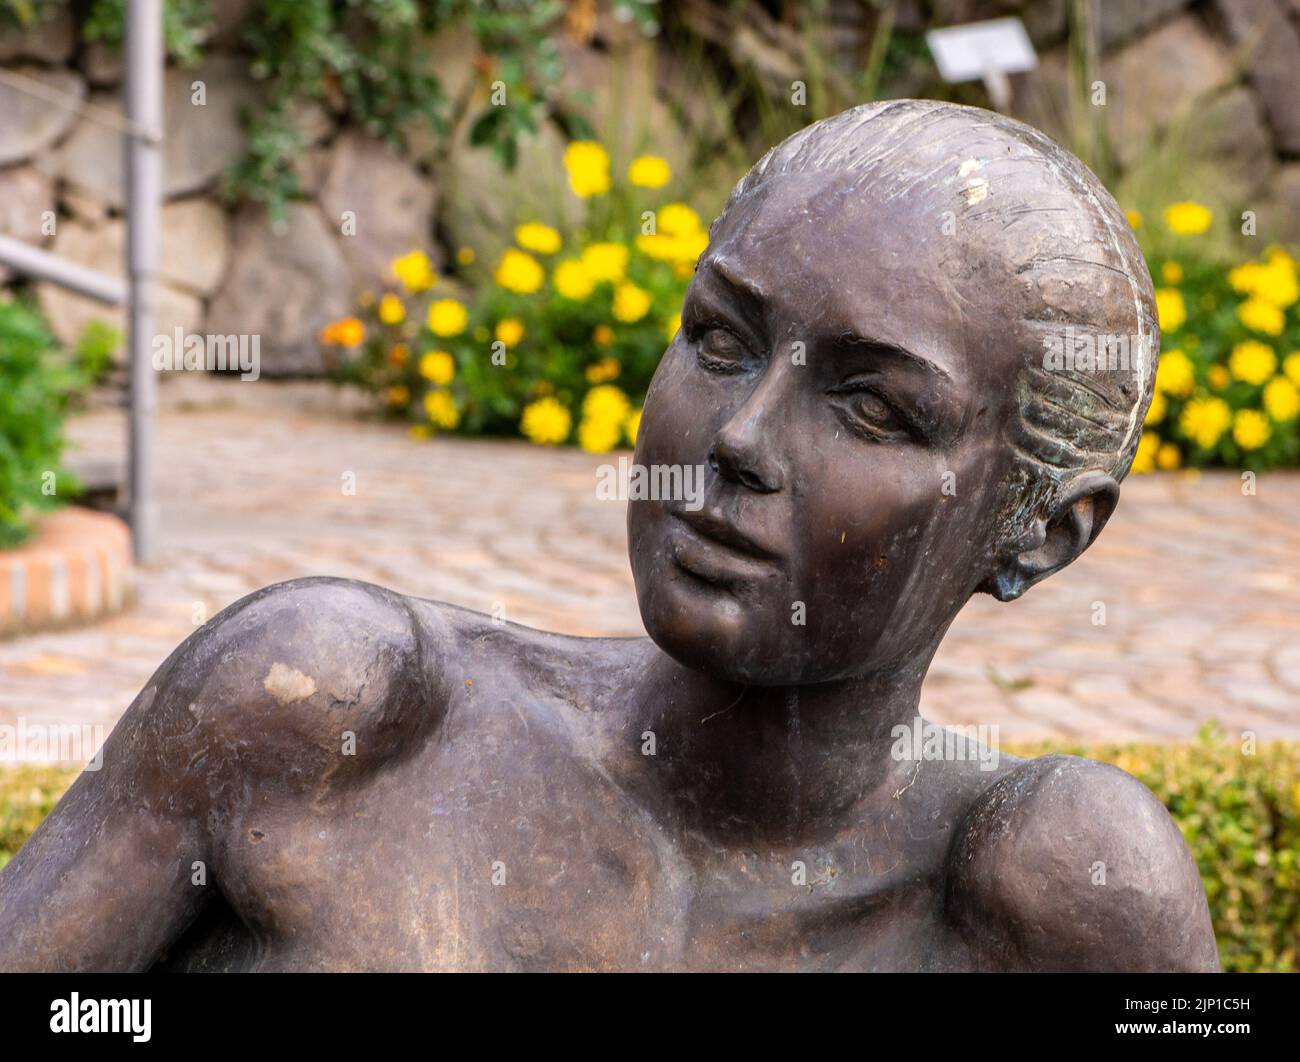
[0,299,113,546]
[2,727,1296,971]
[0,764,77,872]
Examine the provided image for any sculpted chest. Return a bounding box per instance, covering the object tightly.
[197,720,968,972]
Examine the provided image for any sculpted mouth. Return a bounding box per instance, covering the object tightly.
[666,508,782,591]
[671,508,779,561]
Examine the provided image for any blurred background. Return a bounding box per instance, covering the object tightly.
[0,0,1297,969]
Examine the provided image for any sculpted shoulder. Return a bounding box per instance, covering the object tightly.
[139,577,451,794]
[946,754,1220,972]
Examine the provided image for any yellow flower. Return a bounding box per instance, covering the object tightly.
[388,343,410,366]
[1155,349,1195,397]
[625,408,642,446]
[386,385,410,407]
[423,389,460,430]
[1125,209,1142,230]
[1154,288,1186,333]
[1232,409,1271,450]
[457,246,476,266]
[628,155,671,188]
[1161,261,1183,285]
[1244,248,1300,308]
[637,228,709,266]
[578,417,623,453]
[553,258,595,300]
[585,356,621,383]
[665,312,681,342]
[495,318,525,347]
[1237,297,1285,336]
[1284,352,1300,387]
[1229,340,1276,385]
[390,250,436,293]
[1179,396,1232,449]
[1263,376,1300,421]
[1156,442,1181,470]
[581,242,629,283]
[520,396,572,445]
[515,222,562,255]
[1228,261,1262,296]
[657,203,702,236]
[378,293,405,325]
[612,282,652,323]
[564,140,611,198]
[583,384,632,425]
[1163,201,1212,236]
[418,350,455,386]
[1131,433,1158,473]
[1144,391,1167,425]
[427,298,468,337]
[593,324,614,347]
[320,316,365,346]
[494,248,544,294]
[1207,365,1230,390]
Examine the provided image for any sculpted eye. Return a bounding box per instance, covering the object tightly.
[695,327,749,374]
[828,385,909,440]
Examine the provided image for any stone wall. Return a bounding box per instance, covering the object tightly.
[0,0,1297,381]
[1003,0,1300,242]
[0,3,454,378]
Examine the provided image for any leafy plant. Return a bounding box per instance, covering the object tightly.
[68,1,580,221]
[227,0,574,220]
[0,299,108,547]
[83,0,212,64]
[0,765,78,872]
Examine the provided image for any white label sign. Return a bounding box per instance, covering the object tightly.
[926,18,1038,82]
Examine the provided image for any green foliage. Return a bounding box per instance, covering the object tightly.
[0,765,78,872]
[83,0,212,64]
[227,0,569,221]
[0,299,109,547]
[57,2,576,221]
[3,728,1296,970]
[0,0,60,30]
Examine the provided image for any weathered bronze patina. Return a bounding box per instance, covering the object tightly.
[0,101,1218,972]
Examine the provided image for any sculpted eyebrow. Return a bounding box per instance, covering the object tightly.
[696,258,766,316]
[833,331,953,383]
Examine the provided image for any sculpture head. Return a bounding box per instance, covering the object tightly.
[628,100,1158,686]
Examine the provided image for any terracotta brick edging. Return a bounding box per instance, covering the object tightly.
[0,508,133,638]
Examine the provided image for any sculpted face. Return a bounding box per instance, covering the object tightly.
[628,169,1031,685]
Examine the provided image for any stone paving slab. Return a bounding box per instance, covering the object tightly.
[0,406,1296,753]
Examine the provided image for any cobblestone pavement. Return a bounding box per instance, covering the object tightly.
[1,404,1297,748]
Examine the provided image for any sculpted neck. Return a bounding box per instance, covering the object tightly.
[625,645,937,845]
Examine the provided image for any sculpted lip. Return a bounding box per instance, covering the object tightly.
[671,507,780,561]
[667,509,781,589]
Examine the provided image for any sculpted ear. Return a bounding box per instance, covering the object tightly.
[983,470,1120,602]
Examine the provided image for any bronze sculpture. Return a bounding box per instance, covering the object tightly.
[0,101,1219,972]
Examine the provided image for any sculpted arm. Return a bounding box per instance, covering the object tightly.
[0,577,442,971]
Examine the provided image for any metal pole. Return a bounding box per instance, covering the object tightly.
[0,236,126,305]
[124,0,162,564]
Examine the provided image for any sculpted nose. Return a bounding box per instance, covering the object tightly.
[709,409,784,494]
